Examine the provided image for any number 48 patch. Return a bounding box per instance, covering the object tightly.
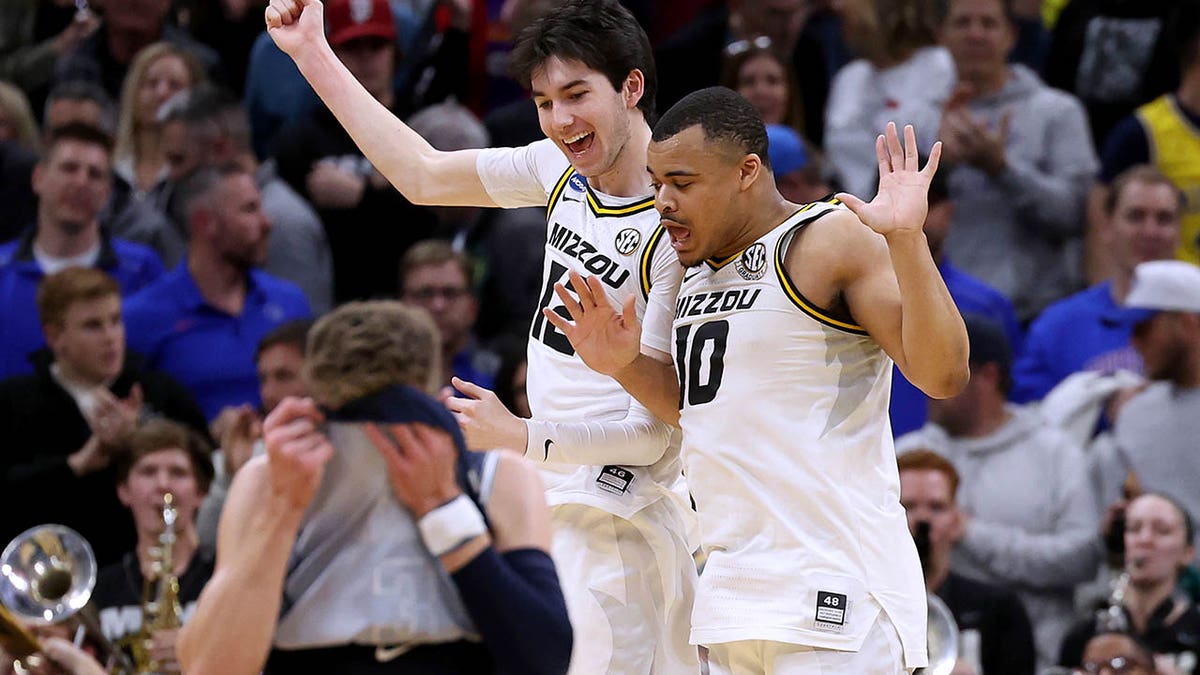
[813,591,849,633]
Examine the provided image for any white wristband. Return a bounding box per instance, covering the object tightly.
[417,494,487,556]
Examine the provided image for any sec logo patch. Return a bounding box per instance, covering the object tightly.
[614,227,641,255]
[735,243,767,280]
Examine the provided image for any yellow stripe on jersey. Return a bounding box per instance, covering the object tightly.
[584,189,656,217]
[639,224,666,299]
[545,167,575,221]
[701,197,841,269]
[773,201,868,336]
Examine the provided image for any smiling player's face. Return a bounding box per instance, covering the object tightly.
[531,57,637,181]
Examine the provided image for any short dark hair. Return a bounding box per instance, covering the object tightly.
[509,0,657,120]
[964,313,1012,394]
[44,80,116,135]
[652,87,770,169]
[1082,632,1156,673]
[159,83,252,154]
[116,418,215,494]
[399,239,476,290]
[256,319,314,363]
[169,162,250,227]
[42,122,113,160]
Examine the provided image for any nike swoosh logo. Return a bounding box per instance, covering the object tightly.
[544,438,554,460]
[562,195,581,203]
[683,269,702,283]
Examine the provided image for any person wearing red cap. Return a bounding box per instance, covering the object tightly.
[257,0,701,673]
[269,0,441,303]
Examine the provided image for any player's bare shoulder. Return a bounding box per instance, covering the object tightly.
[785,205,886,294]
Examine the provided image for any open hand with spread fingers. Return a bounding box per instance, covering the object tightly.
[543,270,641,377]
[836,122,942,239]
[444,377,526,452]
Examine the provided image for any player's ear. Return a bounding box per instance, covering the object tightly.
[623,69,644,109]
[739,153,764,191]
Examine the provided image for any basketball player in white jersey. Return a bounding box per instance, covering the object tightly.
[546,87,971,674]
[263,0,697,671]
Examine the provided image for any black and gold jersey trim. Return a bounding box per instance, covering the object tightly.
[584,186,656,217]
[774,199,868,336]
[639,224,667,299]
[545,166,575,221]
[700,199,834,269]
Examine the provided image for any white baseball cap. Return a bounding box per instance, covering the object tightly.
[1125,260,1200,314]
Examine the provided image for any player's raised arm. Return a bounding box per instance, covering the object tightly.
[833,123,970,399]
[265,0,494,207]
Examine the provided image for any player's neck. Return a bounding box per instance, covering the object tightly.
[587,121,652,198]
[717,191,796,260]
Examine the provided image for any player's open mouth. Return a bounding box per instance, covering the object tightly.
[665,223,690,250]
[563,132,594,155]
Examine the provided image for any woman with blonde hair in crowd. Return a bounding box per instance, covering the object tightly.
[113,42,204,202]
[0,80,40,152]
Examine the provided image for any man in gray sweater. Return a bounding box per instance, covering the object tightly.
[1099,261,1200,544]
[897,314,1102,669]
[937,0,1098,320]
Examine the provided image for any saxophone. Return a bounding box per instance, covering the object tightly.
[126,493,184,674]
[1095,570,1131,633]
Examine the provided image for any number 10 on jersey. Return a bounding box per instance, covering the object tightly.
[674,320,728,408]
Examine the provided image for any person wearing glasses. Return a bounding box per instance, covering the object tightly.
[1075,632,1158,674]
[399,240,500,394]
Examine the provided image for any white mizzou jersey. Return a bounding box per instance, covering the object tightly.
[476,140,685,519]
[674,199,927,668]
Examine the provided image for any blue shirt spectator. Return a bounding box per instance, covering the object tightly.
[890,258,1022,436]
[0,230,163,379]
[124,264,310,420]
[0,233,162,380]
[1011,166,1182,403]
[1010,282,1146,403]
[0,123,164,380]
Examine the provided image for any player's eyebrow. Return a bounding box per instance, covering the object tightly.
[647,166,700,179]
[531,79,589,98]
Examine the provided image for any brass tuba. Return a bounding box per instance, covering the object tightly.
[122,493,184,675]
[0,524,133,673]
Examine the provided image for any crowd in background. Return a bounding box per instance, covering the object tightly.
[2,0,1200,673]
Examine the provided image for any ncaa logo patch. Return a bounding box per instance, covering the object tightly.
[568,174,587,192]
[614,228,641,255]
[735,243,767,280]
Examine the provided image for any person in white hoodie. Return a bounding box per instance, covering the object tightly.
[896,314,1102,670]
[936,0,1099,321]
